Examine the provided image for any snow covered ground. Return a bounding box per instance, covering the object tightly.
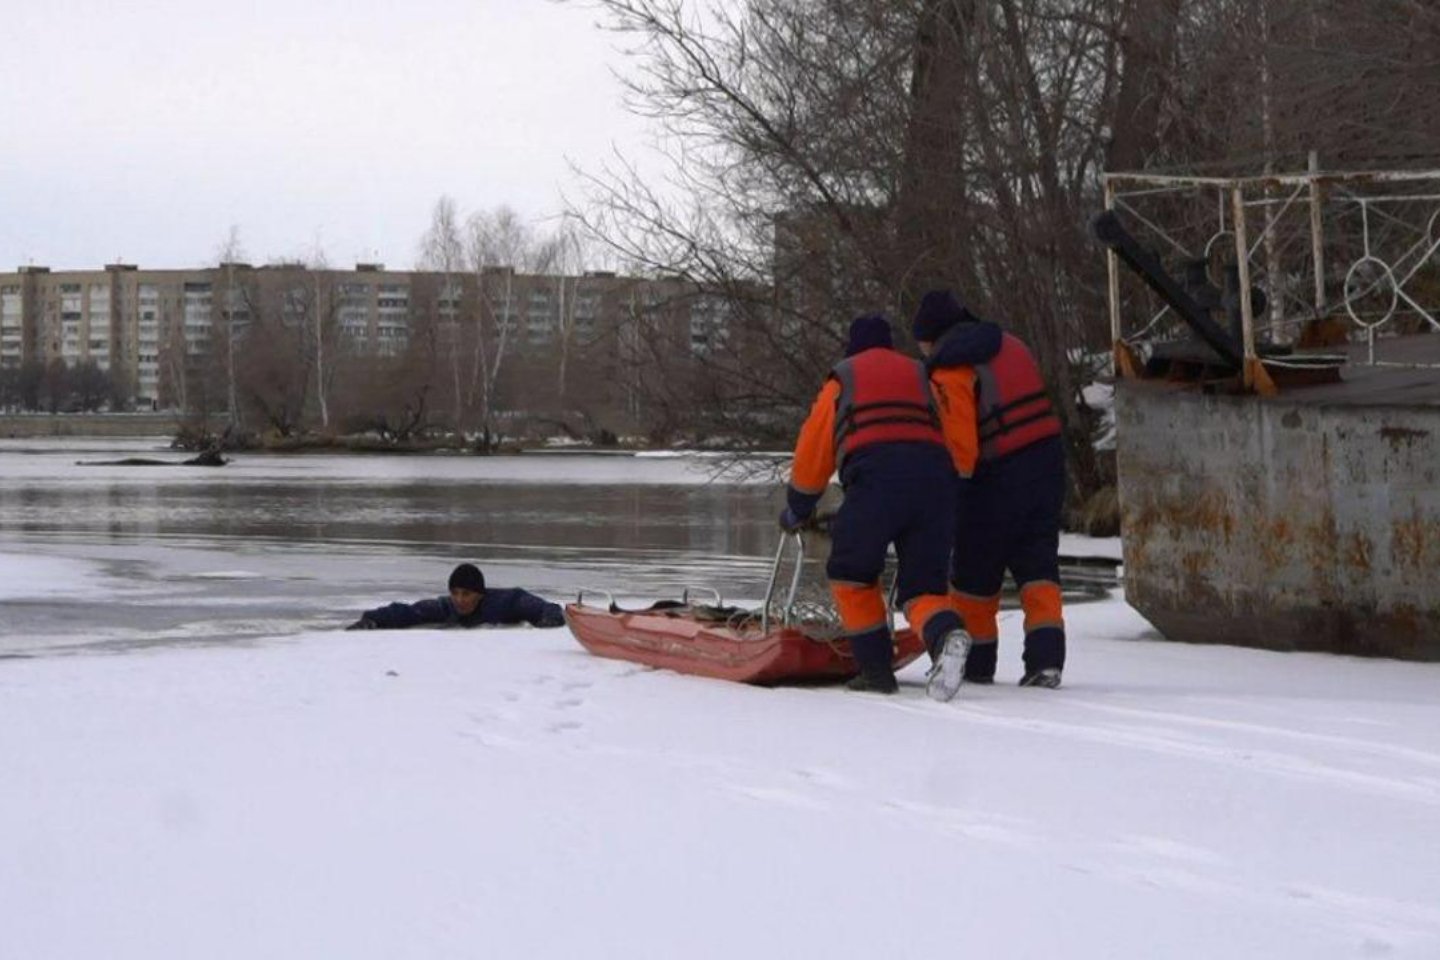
[1,438,1434,957]
[4,577,1439,959]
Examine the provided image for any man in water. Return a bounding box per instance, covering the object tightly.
[346,563,566,630]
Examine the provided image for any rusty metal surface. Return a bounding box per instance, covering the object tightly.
[1116,381,1440,660]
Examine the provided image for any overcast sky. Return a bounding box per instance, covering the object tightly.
[0,0,653,272]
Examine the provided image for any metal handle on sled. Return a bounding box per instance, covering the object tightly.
[681,585,724,607]
[761,530,807,635]
[574,587,616,609]
[757,517,897,637]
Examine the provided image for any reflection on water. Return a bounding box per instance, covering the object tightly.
[0,481,778,556]
[0,443,1116,656]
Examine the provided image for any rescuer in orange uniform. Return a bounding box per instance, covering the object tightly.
[781,314,971,698]
[912,289,1067,688]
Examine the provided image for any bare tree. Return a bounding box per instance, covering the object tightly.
[41,357,69,414]
[214,226,247,428]
[572,0,920,445]
[534,222,587,407]
[297,250,345,431]
[465,205,535,447]
[924,1,1126,497]
[336,351,435,443]
[571,0,1440,497]
[234,264,318,437]
[1105,0,1183,174]
[16,360,43,412]
[0,365,15,412]
[69,359,111,412]
[235,314,311,437]
[160,316,189,413]
[418,196,468,430]
[1129,0,1440,173]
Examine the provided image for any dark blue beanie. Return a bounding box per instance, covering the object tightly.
[448,563,485,592]
[845,313,893,357]
[912,289,967,343]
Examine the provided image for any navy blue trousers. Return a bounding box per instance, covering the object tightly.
[952,436,1067,673]
[827,444,961,663]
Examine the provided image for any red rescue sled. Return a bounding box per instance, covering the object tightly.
[565,530,925,685]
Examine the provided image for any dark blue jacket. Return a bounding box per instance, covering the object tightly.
[925,318,1004,370]
[363,588,565,630]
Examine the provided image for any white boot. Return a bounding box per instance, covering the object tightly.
[925,629,972,702]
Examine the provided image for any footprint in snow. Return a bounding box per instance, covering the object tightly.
[1114,834,1225,866]
[792,767,849,790]
[730,784,826,810]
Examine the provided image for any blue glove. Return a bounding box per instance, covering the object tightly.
[778,507,809,533]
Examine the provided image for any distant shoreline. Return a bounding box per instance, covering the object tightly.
[0,412,176,438]
[0,417,788,459]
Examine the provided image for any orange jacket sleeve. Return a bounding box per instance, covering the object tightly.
[788,378,840,497]
[929,366,979,478]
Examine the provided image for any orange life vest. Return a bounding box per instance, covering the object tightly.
[831,349,945,469]
[974,334,1062,461]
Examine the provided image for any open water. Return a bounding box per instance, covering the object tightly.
[0,437,1116,656]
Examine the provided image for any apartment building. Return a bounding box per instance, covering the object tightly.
[0,262,734,419]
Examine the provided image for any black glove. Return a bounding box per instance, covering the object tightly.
[345,616,378,631]
[536,608,567,629]
[778,507,809,533]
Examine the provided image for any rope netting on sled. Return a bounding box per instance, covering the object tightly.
[757,527,898,641]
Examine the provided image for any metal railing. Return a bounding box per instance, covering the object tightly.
[1102,163,1440,384]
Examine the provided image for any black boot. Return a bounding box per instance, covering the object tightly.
[847,626,899,695]
[964,641,997,684]
[846,670,899,694]
[1021,627,1065,688]
[1018,668,1062,689]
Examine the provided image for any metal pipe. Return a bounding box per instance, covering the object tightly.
[1106,169,1440,190]
[1309,151,1326,315]
[1105,181,1121,346]
[760,535,788,634]
[1231,185,1259,383]
[1091,210,1242,368]
[782,532,807,627]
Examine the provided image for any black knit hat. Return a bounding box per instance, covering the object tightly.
[845,313,893,356]
[448,563,485,593]
[912,289,968,343]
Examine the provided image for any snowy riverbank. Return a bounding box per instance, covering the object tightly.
[4,589,1439,959]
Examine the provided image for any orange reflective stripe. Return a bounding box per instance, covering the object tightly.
[830,581,887,634]
[903,594,953,638]
[1019,580,1064,633]
[951,589,1000,641]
